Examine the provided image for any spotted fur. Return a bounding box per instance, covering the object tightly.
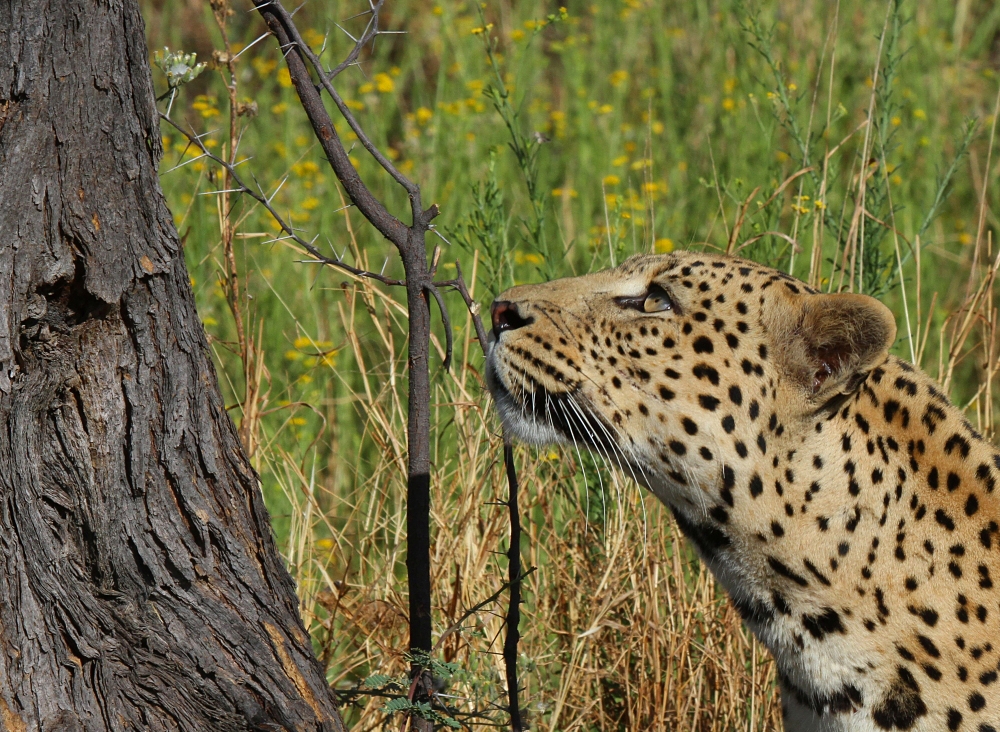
[486,252,1000,731]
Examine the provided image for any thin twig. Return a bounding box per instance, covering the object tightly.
[425,283,454,371]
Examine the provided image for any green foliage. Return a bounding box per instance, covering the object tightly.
[452,148,511,298]
[143,0,1000,727]
[381,698,461,729]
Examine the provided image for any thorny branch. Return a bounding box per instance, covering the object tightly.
[162,1,528,728]
[159,113,406,287]
[248,4,440,731]
[262,0,419,196]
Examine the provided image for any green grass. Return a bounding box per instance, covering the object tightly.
[142,0,1000,729]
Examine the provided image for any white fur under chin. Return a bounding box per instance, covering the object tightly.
[484,346,568,447]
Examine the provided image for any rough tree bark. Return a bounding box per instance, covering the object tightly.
[0,2,346,730]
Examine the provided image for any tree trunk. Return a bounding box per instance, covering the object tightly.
[0,3,345,730]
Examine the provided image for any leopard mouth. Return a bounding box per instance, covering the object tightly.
[485,347,621,457]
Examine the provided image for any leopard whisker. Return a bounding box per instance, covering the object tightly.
[555,398,596,537]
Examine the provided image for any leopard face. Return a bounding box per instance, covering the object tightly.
[486,252,1000,732]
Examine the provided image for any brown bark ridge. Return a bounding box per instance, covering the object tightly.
[0,2,346,730]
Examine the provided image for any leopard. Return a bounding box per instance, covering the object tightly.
[485,251,1000,731]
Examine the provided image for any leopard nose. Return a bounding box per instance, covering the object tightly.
[491,300,532,338]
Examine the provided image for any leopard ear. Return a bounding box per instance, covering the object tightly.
[781,293,896,400]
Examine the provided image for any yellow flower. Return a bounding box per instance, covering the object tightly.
[959,232,973,245]
[598,103,613,114]
[285,350,302,361]
[609,70,629,87]
[291,417,307,426]
[603,174,620,186]
[471,23,494,35]
[192,95,220,118]
[292,160,320,177]
[612,155,628,166]
[202,316,217,327]
[252,57,277,78]
[605,193,618,206]
[432,5,443,14]
[722,97,735,111]
[316,538,335,550]
[302,197,319,210]
[678,161,688,171]
[891,116,902,126]
[271,102,288,115]
[277,68,293,88]
[788,83,797,91]
[655,238,674,253]
[651,121,664,134]
[297,374,312,385]
[524,253,543,264]
[723,77,738,94]
[374,73,394,93]
[913,109,927,120]
[303,28,325,49]
[891,174,902,186]
[415,107,433,125]
[358,82,374,94]
[511,29,525,41]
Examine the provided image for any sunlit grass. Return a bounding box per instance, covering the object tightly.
[144,0,1000,728]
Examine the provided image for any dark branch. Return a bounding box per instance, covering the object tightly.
[260,0,423,204]
[435,262,490,349]
[253,0,413,248]
[502,437,524,732]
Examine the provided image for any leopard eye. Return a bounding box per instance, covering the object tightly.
[615,284,674,313]
[643,284,673,313]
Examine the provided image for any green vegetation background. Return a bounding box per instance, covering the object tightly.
[142,0,1000,728]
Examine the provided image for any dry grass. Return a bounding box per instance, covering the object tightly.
[144,0,1000,728]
